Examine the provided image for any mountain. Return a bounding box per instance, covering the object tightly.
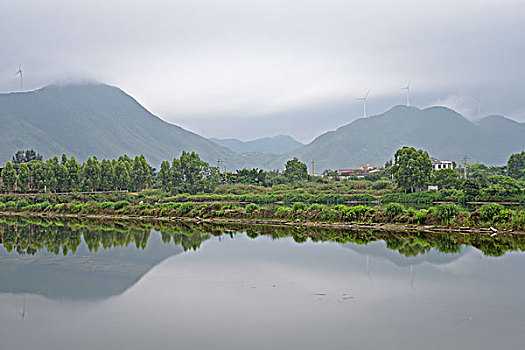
[0,83,277,169]
[210,135,303,155]
[269,105,525,172]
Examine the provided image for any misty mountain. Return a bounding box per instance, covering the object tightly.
[210,135,303,155]
[270,105,525,172]
[0,83,277,169]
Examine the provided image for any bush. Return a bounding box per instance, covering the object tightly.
[479,203,503,223]
[371,181,391,190]
[97,201,114,209]
[384,203,404,218]
[179,202,195,214]
[16,200,29,209]
[39,201,51,210]
[245,203,259,214]
[292,202,308,211]
[113,201,130,210]
[434,204,459,225]
[415,209,428,224]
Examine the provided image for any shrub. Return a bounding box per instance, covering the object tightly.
[16,200,29,208]
[113,201,130,210]
[384,203,404,218]
[434,204,460,225]
[371,180,391,190]
[479,203,503,223]
[39,201,51,210]
[415,209,428,224]
[510,211,525,230]
[309,203,324,211]
[97,201,114,209]
[292,202,308,211]
[179,202,195,214]
[245,203,259,214]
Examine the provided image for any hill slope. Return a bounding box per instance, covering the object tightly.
[270,105,525,172]
[0,84,277,169]
[210,135,303,154]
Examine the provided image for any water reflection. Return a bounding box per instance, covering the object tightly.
[1,217,525,350]
[2,216,525,258]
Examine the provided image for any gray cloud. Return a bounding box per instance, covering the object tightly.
[1,0,524,141]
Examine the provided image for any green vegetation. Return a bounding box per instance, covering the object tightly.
[1,148,525,234]
[392,147,432,192]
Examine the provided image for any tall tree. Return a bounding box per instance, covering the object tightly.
[12,149,43,164]
[507,151,525,179]
[2,162,18,190]
[159,160,171,191]
[170,151,218,194]
[284,157,308,183]
[17,163,31,191]
[392,147,432,192]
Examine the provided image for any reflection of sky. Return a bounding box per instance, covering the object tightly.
[1,234,525,350]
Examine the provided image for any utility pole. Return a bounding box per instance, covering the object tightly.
[461,155,469,179]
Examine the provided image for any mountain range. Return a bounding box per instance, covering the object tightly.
[269,105,525,172]
[1,83,524,172]
[0,84,272,169]
[210,135,303,154]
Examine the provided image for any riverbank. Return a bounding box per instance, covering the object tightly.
[2,209,523,236]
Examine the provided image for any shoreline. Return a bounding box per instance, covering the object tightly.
[1,210,522,236]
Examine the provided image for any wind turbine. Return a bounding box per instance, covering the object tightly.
[475,97,481,118]
[15,64,23,91]
[356,88,370,118]
[401,79,411,106]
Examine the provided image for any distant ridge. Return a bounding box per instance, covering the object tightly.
[269,105,525,172]
[2,84,524,173]
[0,83,278,169]
[210,135,303,155]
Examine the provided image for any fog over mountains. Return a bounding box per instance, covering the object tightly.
[210,135,303,155]
[1,83,524,172]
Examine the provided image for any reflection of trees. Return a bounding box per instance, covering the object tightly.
[2,217,525,257]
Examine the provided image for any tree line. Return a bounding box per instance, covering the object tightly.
[1,150,311,195]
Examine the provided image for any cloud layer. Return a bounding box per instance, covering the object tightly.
[1,0,524,140]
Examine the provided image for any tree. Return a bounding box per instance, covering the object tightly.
[392,147,432,192]
[82,157,101,191]
[115,160,131,190]
[159,161,171,191]
[507,151,525,179]
[284,157,308,183]
[12,149,43,164]
[66,157,81,190]
[236,168,266,185]
[17,163,31,191]
[170,151,219,194]
[2,162,18,190]
[432,168,460,189]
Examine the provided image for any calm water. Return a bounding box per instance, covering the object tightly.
[1,219,525,350]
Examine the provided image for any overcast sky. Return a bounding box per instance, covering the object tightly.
[1,0,525,142]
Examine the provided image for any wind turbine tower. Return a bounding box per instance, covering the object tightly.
[401,80,411,106]
[356,88,370,118]
[15,64,23,91]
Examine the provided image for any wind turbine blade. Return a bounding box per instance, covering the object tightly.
[365,88,370,99]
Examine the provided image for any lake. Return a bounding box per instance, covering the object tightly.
[1,217,525,350]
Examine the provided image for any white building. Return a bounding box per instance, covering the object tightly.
[430,157,454,171]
